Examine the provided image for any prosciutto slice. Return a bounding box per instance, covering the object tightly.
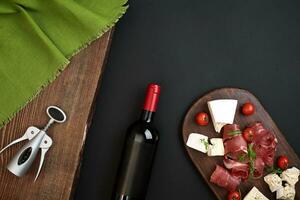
[221,124,248,180]
[222,124,241,141]
[224,157,249,179]
[248,122,277,166]
[224,135,247,160]
[210,165,241,191]
[254,136,276,166]
[253,157,265,178]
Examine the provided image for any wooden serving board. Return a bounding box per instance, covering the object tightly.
[0,30,113,199]
[182,88,300,200]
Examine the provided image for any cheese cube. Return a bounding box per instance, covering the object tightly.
[207,99,238,133]
[276,183,295,200]
[264,173,283,192]
[243,187,269,200]
[280,167,300,186]
[207,138,224,156]
[186,133,208,153]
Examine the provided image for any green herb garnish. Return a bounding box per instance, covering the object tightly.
[238,154,247,162]
[227,130,242,136]
[247,144,256,159]
[200,139,209,150]
[247,144,256,178]
[249,159,255,177]
[266,166,283,175]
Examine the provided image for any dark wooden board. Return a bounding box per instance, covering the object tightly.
[0,30,113,199]
[182,88,300,200]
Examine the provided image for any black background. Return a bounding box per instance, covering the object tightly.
[75,0,300,199]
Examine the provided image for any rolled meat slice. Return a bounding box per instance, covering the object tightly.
[224,134,248,160]
[224,157,249,180]
[247,122,277,167]
[222,124,241,142]
[253,130,277,166]
[253,157,265,178]
[247,122,265,132]
[210,165,241,191]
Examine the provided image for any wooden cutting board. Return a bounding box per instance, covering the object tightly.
[182,88,300,200]
[0,30,113,199]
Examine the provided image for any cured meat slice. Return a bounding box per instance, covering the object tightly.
[248,122,277,167]
[247,122,265,136]
[224,157,249,179]
[263,151,276,167]
[253,157,265,178]
[222,124,241,141]
[210,165,241,191]
[224,135,247,160]
[253,131,277,166]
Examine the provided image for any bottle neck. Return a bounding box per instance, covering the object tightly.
[140,110,155,123]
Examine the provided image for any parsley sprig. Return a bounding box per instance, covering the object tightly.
[238,154,247,162]
[200,139,209,150]
[227,130,242,136]
[266,166,283,175]
[247,144,256,177]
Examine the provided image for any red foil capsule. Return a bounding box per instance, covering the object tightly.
[143,83,161,112]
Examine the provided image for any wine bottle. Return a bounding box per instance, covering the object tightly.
[112,84,161,200]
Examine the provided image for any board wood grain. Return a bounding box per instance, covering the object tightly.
[182,88,300,200]
[0,30,113,199]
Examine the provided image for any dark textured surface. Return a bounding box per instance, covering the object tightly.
[75,1,300,199]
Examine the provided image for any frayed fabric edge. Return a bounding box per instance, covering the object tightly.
[0,4,128,129]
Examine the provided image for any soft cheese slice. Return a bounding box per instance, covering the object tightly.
[276,183,296,200]
[244,187,269,200]
[207,138,224,156]
[264,173,283,192]
[186,133,208,153]
[280,167,300,186]
[207,99,238,133]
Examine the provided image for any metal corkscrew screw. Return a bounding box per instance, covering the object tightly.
[0,106,67,181]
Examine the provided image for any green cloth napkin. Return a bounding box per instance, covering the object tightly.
[0,0,127,127]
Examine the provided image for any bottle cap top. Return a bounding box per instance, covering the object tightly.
[143,83,161,112]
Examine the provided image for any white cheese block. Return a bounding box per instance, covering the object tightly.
[280,167,300,186]
[276,183,296,200]
[207,138,224,156]
[264,173,283,192]
[186,133,208,153]
[243,187,269,200]
[207,99,238,133]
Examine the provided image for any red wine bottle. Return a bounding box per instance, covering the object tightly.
[112,84,161,200]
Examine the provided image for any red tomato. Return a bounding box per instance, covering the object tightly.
[242,102,255,116]
[195,112,209,126]
[277,155,289,170]
[242,128,254,143]
[227,191,241,200]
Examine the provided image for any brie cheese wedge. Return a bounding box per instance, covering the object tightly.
[186,133,208,153]
[276,183,296,200]
[207,138,224,156]
[280,167,300,186]
[243,186,269,200]
[207,99,238,133]
[264,173,283,192]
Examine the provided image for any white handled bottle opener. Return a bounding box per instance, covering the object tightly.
[0,106,67,181]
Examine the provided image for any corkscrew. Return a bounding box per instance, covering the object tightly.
[0,106,67,181]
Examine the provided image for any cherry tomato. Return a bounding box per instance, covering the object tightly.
[195,112,209,126]
[277,155,289,170]
[227,191,241,200]
[242,102,255,116]
[242,128,254,143]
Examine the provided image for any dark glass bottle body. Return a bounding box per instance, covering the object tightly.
[112,110,159,200]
